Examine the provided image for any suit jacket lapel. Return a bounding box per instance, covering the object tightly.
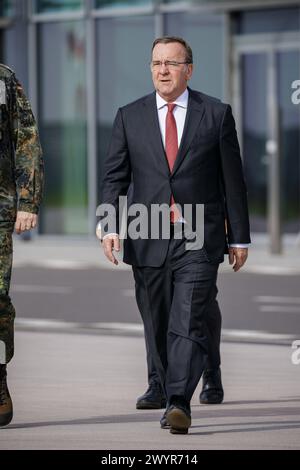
[142,92,170,175]
[172,88,205,176]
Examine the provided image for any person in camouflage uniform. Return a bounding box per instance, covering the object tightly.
[0,63,44,426]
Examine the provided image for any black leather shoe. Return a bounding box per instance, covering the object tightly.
[199,368,224,404]
[136,381,167,409]
[160,407,170,429]
[166,396,191,434]
[0,365,13,427]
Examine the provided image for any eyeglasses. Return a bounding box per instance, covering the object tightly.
[150,60,190,70]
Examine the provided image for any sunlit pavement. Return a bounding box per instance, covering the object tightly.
[1,330,300,450]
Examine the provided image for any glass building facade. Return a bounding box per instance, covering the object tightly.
[0,0,299,242]
[37,20,88,234]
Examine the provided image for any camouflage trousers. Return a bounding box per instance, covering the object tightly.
[0,226,15,364]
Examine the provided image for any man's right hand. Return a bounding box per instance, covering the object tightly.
[102,234,120,265]
[15,211,38,234]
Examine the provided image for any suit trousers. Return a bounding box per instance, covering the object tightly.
[145,295,222,387]
[132,223,219,403]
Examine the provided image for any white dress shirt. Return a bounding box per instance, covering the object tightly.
[156,88,189,149]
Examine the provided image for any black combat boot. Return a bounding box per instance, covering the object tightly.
[0,364,13,426]
[199,367,224,404]
[136,381,167,409]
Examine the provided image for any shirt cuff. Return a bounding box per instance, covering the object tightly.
[229,244,250,248]
[102,232,119,241]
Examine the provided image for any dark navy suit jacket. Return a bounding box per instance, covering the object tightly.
[100,88,251,267]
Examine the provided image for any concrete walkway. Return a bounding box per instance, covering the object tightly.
[1,330,300,450]
[12,233,300,274]
[3,234,299,449]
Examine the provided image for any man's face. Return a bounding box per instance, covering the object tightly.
[151,42,193,102]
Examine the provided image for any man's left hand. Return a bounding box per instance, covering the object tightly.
[228,247,248,272]
[14,211,38,234]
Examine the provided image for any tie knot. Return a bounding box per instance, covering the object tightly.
[167,103,176,113]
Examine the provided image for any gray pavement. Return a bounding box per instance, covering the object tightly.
[1,330,300,450]
[10,234,300,345]
[9,264,300,343]
[1,233,299,449]
[12,233,300,274]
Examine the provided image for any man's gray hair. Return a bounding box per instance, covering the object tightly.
[152,36,193,64]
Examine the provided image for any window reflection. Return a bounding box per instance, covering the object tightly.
[0,0,13,16]
[235,7,300,34]
[38,21,88,234]
[242,53,268,233]
[36,0,83,13]
[165,13,224,99]
[96,15,154,203]
[278,51,300,233]
[95,0,151,8]
[1,9,28,86]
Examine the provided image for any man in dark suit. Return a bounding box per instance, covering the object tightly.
[100,36,250,434]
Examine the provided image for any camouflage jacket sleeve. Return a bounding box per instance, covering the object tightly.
[10,73,44,214]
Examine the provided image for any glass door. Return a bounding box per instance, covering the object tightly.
[233,41,300,251]
[241,52,268,233]
[277,50,300,235]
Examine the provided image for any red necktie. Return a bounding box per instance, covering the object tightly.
[165,103,180,223]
